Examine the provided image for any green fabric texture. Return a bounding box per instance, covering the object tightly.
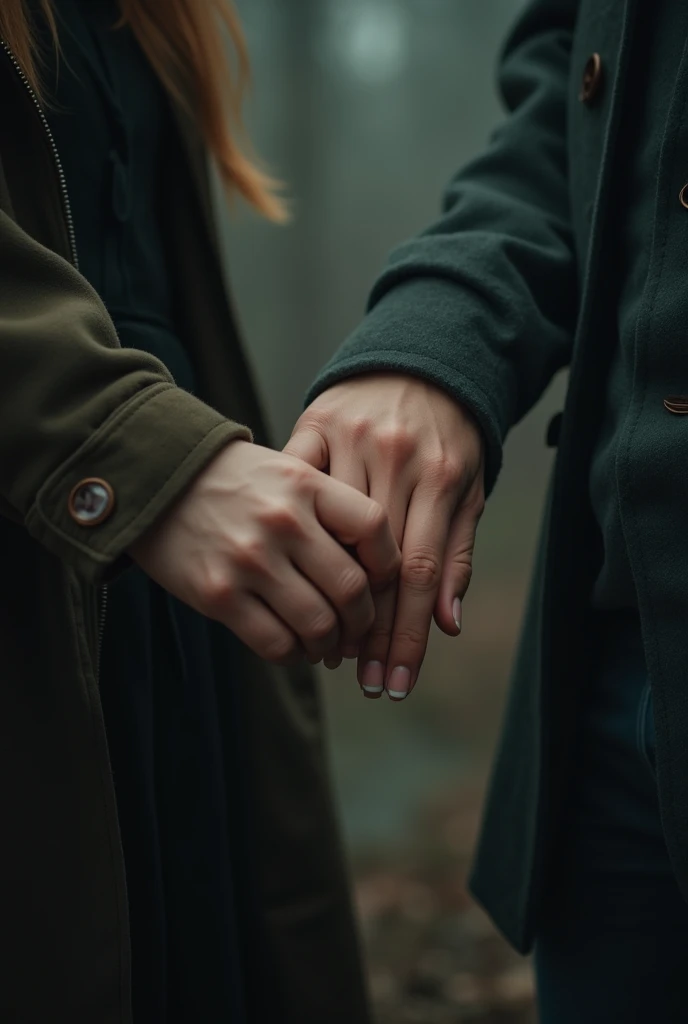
[309,0,688,957]
[0,208,251,583]
[587,0,686,611]
[307,0,580,497]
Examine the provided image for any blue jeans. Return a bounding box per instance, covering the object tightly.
[535,611,688,1022]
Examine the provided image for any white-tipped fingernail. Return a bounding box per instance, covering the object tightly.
[453,597,463,633]
[387,666,411,700]
[361,661,384,694]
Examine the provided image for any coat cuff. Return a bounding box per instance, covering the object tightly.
[305,279,513,497]
[25,382,252,584]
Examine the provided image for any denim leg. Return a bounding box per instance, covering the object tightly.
[535,612,688,1023]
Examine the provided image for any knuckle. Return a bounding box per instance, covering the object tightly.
[299,407,334,433]
[376,426,416,462]
[429,453,464,492]
[304,609,338,643]
[265,634,298,664]
[349,417,371,444]
[360,498,388,537]
[401,546,442,592]
[258,499,302,535]
[364,622,393,649]
[233,535,270,572]
[336,564,369,605]
[278,457,316,491]
[459,561,474,587]
[393,623,428,651]
[452,561,474,596]
[200,574,237,617]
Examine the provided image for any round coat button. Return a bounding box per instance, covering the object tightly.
[580,53,603,104]
[68,478,115,527]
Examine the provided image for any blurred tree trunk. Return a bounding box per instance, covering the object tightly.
[275,0,328,430]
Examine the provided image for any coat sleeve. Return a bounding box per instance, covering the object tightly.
[306,0,580,496]
[0,210,251,584]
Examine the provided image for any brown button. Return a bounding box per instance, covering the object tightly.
[68,478,115,527]
[580,53,603,104]
[680,184,688,209]
[664,396,688,415]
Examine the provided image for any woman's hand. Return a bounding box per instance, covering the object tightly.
[285,374,485,699]
[129,440,400,665]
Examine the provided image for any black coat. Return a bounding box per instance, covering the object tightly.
[0,29,370,1024]
[309,0,688,953]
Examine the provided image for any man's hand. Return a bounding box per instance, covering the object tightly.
[285,374,485,699]
[129,440,400,666]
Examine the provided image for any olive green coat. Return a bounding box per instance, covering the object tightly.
[0,40,370,1024]
[309,0,688,954]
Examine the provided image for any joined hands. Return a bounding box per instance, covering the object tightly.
[130,373,484,701]
[286,373,485,700]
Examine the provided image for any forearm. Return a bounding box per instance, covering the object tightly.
[0,211,251,583]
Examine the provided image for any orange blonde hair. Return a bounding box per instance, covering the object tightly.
[0,0,286,221]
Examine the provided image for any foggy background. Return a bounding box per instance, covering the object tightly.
[220,2,567,1020]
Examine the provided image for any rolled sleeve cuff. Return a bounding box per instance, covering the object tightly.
[26,382,252,584]
[305,279,513,497]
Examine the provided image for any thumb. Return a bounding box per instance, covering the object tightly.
[434,502,480,637]
[284,421,329,470]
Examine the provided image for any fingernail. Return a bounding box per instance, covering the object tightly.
[453,597,462,634]
[387,666,411,700]
[342,645,359,660]
[361,661,384,694]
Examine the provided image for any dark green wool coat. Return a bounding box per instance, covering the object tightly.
[309,0,688,953]
[0,37,370,1024]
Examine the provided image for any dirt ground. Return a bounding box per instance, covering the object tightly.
[352,789,537,1024]
[325,554,548,1024]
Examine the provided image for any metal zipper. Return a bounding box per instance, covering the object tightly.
[96,583,108,676]
[1,39,109,669]
[0,39,79,270]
